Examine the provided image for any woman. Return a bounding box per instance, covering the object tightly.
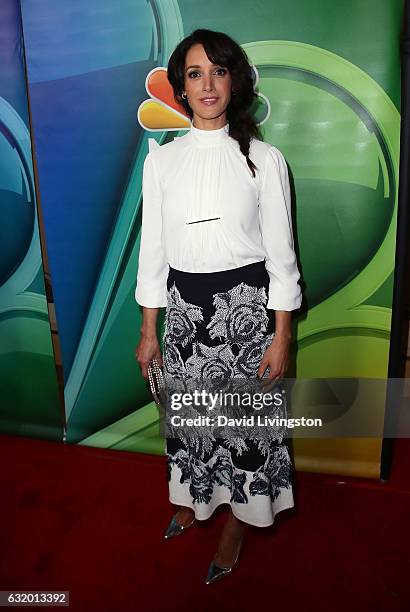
[135,28,302,584]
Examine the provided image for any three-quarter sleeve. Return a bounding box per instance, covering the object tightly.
[258,146,302,311]
[135,151,169,308]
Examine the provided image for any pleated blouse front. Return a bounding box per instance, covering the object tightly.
[135,119,302,312]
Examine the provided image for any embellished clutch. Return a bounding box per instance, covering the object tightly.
[147,358,165,408]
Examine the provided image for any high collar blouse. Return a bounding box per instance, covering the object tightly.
[135,119,302,311]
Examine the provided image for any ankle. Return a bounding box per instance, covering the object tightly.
[215,527,245,567]
[226,512,248,533]
[177,506,194,515]
[175,506,195,526]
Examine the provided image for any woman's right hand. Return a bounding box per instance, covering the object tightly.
[135,332,163,379]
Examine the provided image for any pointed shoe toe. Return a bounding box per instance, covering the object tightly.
[164,512,195,540]
[205,536,243,584]
[205,560,234,585]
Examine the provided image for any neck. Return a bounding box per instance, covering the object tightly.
[190,116,228,131]
[189,119,230,146]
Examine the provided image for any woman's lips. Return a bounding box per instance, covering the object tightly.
[200,97,219,106]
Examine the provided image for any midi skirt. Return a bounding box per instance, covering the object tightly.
[162,260,294,528]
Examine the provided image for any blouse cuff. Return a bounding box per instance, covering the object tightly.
[266,276,302,311]
[135,274,168,308]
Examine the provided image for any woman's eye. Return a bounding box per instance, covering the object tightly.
[187,68,227,79]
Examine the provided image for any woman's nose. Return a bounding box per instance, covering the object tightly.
[203,74,214,91]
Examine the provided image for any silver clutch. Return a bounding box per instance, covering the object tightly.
[147,358,165,407]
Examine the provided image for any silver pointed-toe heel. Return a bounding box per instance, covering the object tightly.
[164,510,195,540]
[205,536,244,585]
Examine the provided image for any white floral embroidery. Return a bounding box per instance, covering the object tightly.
[207,283,269,344]
[163,283,203,348]
[163,272,292,513]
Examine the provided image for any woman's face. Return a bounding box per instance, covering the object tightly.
[183,43,232,126]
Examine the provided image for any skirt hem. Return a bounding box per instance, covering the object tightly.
[168,495,295,529]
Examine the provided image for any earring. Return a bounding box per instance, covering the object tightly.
[231,90,237,96]
[182,92,187,99]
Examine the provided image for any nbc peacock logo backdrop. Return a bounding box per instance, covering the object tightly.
[7,0,403,478]
[137,65,270,131]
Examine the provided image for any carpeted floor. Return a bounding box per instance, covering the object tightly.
[1,433,409,612]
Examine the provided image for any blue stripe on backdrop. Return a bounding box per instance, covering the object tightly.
[20,0,153,82]
[0,0,62,439]
[21,0,159,375]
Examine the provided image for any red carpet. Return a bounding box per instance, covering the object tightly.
[1,433,409,611]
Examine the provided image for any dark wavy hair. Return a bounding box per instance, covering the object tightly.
[167,29,261,177]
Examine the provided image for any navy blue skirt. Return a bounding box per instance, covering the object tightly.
[162,260,294,527]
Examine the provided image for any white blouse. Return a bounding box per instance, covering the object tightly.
[135,120,302,311]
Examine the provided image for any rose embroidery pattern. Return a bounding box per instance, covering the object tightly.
[163,279,292,507]
[206,282,269,344]
[164,283,204,347]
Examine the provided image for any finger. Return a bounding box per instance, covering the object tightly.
[271,373,284,385]
[263,370,281,385]
[261,368,273,388]
[138,358,151,376]
[257,361,268,379]
[262,379,275,393]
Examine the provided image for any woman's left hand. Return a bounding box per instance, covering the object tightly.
[257,334,291,387]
